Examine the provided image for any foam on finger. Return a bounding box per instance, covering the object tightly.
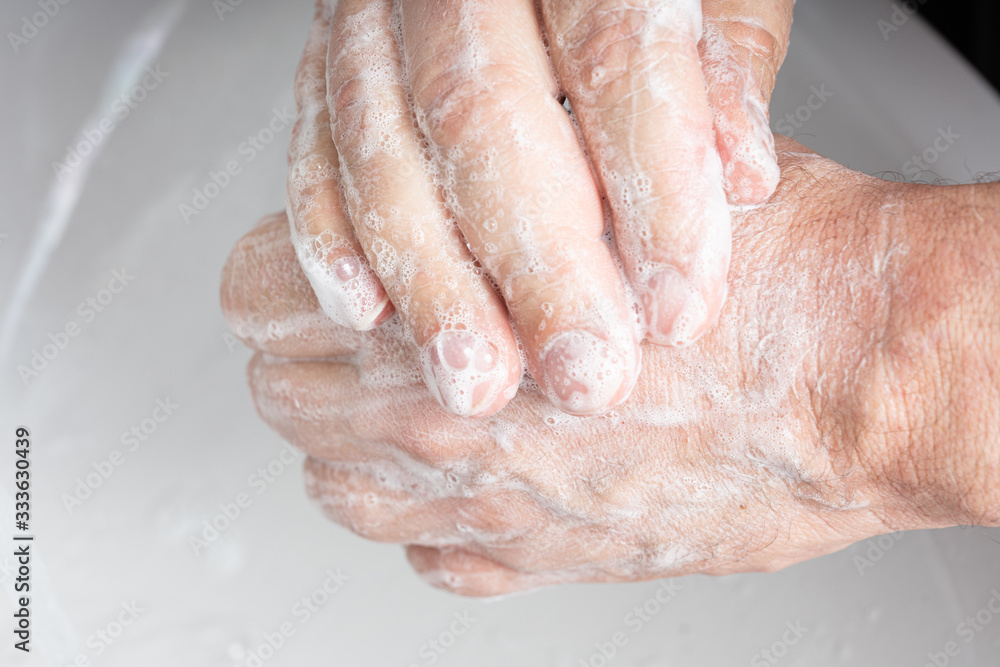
[542,0,732,348]
[286,2,392,331]
[221,213,365,357]
[324,0,524,418]
[699,4,788,205]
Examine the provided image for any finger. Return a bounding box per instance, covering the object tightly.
[406,545,552,597]
[328,0,521,418]
[247,353,483,467]
[305,456,562,550]
[407,543,692,595]
[543,0,731,347]
[400,0,641,415]
[221,212,364,357]
[287,2,393,331]
[699,0,793,204]
[304,456,465,544]
[248,353,414,463]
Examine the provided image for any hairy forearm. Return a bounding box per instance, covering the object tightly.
[878,181,1000,527]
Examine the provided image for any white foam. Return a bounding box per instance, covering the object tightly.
[289,222,387,330]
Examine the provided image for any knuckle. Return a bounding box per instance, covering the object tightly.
[702,18,783,90]
[396,418,478,468]
[411,62,531,148]
[345,507,401,542]
[559,4,697,101]
[425,569,504,597]
[331,73,366,124]
[321,494,400,542]
[400,277,489,344]
[420,568,465,593]
[418,553,529,597]
[290,152,336,180]
[329,76,373,160]
[246,356,300,427]
[404,276,458,318]
[286,154,343,233]
[412,549,481,594]
[462,491,543,543]
[288,153,337,199]
[220,228,283,341]
[327,8,407,163]
[293,56,326,109]
[329,77,408,169]
[287,116,306,163]
[247,357,362,448]
[287,102,331,162]
[305,460,416,543]
[221,228,264,323]
[343,405,386,447]
[488,545,539,573]
[221,294,261,348]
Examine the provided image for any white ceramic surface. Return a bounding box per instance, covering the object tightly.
[2,0,999,665]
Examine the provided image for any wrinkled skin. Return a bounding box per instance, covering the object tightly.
[225,138,1000,596]
[286,0,796,418]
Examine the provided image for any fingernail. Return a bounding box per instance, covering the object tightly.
[302,252,389,331]
[541,330,628,415]
[333,255,362,282]
[424,331,506,417]
[642,268,712,347]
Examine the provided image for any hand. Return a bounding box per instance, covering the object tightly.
[230,137,1000,596]
[285,0,794,417]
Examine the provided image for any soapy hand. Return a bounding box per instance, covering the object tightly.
[286,0,794,417]
[228,137,1000,595]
